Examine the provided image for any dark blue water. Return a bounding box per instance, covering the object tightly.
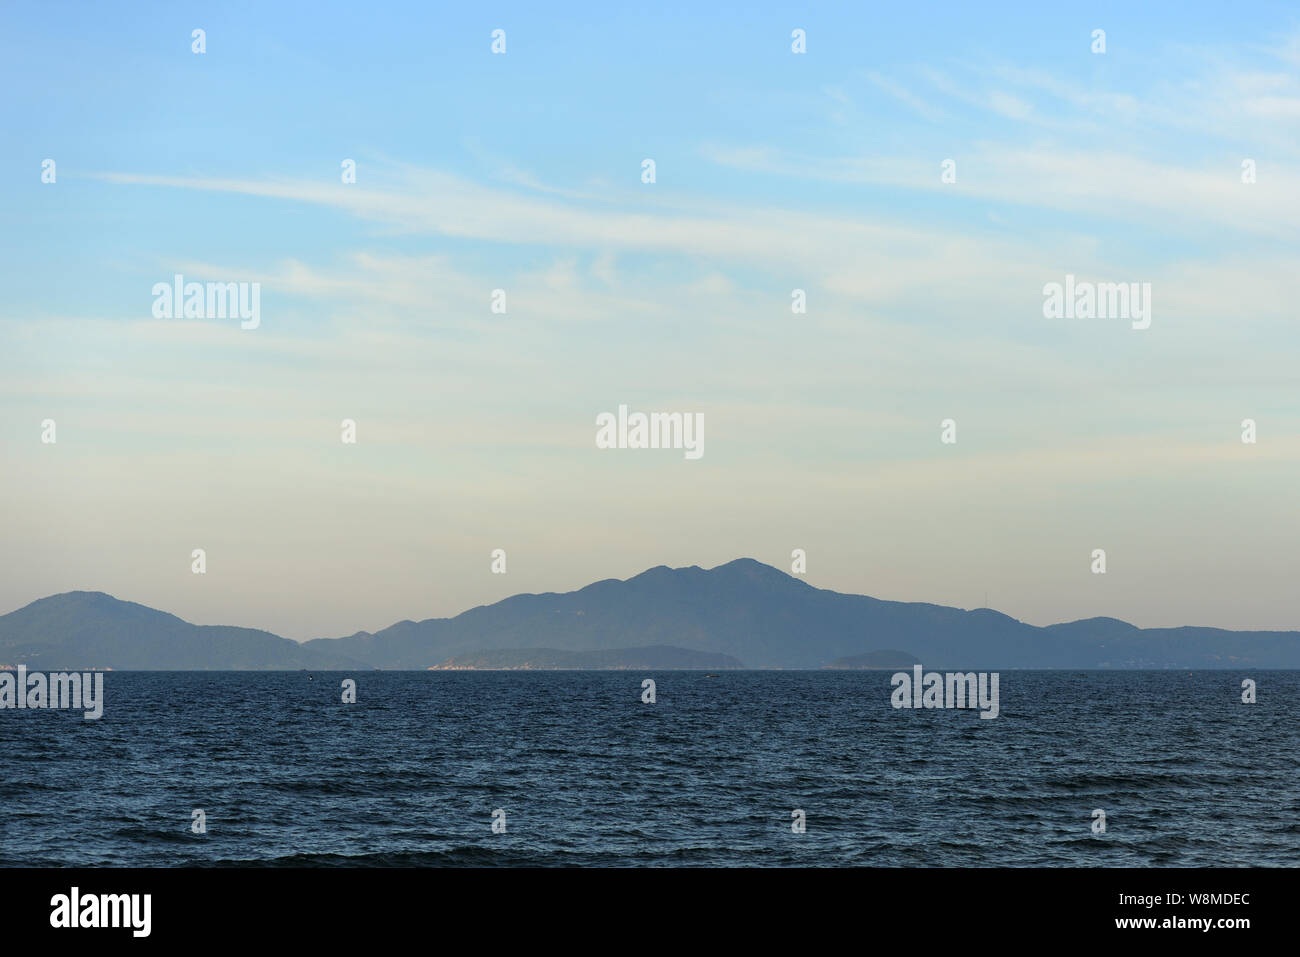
[2,671,1296,866]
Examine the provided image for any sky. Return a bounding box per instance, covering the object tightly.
[2,1,1298,639]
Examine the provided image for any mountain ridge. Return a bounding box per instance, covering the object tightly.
[3,559,1299,669]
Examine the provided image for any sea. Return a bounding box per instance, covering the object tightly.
[1,671,1296,866]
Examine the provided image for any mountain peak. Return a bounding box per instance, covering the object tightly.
[711,557,770,571]
[20,590,176,620]
[33,589,118,604]
[706,557,809,589]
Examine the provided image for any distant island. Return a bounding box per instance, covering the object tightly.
[2,558,1298,670]
[827,650,921,670]
[427,646,743,670]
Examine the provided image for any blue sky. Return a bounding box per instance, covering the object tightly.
[2,1,1298,638]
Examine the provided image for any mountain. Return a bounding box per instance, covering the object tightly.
[304,559,1300,669]
[427,646,744,670]
[0,591,369,670]
[4,560,1300,670]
